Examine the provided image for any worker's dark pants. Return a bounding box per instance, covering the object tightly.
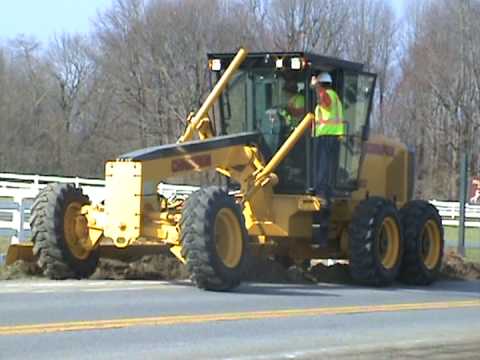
[312,136,340,245]
[314,136,340,198]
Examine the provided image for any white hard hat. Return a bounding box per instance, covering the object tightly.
[317,72,332,84]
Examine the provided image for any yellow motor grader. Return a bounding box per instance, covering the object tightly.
[7,48,444,290]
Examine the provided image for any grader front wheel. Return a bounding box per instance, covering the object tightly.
[180,187,249,291]
[30,183,98,279]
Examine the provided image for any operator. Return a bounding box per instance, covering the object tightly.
[280,81,305,130]
[311,72,345,198]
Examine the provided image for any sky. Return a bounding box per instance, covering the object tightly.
[0,0,114,44]
[391,0,405,17]
[0,0,406,45]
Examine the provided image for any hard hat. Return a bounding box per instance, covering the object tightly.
[317,72,332,84]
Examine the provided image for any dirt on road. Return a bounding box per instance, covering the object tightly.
[441,250,480,281]
[91,254,189,280]
[0,254,189,281]
[1,251,479,283]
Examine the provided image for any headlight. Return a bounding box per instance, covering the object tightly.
[275,58,284,69]
[291,57,303,70]
[209,59,222,71]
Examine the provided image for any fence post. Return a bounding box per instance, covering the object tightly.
[18,197,28,242]
[458,152,468,256]
[33,174,41,192]
[10,195,22,245]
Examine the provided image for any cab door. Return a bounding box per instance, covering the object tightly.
[335,71,376,190]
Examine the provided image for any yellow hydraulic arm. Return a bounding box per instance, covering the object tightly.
[178,48,249,143]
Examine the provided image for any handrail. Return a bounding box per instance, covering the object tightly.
[255,113,315,185]
[177,48,249,143]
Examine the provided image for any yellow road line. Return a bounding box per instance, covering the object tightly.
[1,300,479,336]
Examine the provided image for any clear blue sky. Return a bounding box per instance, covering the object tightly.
[0,0,114,44]
[391,0,405,17]
[0,0,405,45]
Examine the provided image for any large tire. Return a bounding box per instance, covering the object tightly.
[30,183,98,279]
[180,186,249,291]
[349,197,403,286]
[399,200,444,285]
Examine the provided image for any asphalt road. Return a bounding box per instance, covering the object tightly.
[0,279,479,359]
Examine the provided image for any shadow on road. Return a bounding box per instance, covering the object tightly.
[166,276,479,297]
[236,282,343,297]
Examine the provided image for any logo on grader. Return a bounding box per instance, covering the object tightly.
[171,154,212,173]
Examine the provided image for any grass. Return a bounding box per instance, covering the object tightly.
[464,249,480,263]
[443,226,480,263]
[0,236,9,255]
[443,226,480,243]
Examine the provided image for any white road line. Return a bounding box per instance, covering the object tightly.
[82,287,160,292]
[0,281,180,294]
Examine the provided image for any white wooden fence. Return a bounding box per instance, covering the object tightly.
[430,200,480,228]
[0,173,106,244]
[0,173,198,245]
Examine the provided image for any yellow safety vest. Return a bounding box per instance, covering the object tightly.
[286,94,305,126]
[313,89,345,137]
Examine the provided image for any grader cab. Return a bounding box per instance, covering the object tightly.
[7,48,444,290]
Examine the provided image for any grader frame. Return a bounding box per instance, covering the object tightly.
[7,48,444,290]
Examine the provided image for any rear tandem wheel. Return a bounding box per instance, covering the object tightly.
[349,197,403,286]
[399,200,444,285]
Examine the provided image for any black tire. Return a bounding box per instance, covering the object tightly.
[399,200,444,285]
[349,197,403,286]
[30,183,99,279]
[180,186,249,291]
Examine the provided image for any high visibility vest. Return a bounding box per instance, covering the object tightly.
[281,94,305,127]
[313,89,345,137]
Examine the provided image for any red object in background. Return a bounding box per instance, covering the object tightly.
[469,176,480,204]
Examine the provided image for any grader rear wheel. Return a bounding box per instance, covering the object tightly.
[349,197,403,286]
[399,200,444,285]
[180,186,249,291]
[30,183,98,279]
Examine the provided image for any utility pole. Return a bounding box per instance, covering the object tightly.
[458,152,468,257]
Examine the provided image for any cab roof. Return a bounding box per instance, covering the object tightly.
[207,51,365,72]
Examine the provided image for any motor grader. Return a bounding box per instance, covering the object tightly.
[7,48,444,290]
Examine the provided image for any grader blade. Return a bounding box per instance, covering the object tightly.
[4,242,171,267]
[5,243,35,265]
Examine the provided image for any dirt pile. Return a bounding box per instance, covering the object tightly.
[440,251,480,280]
[92,254,189,280]
[0,254,189,281]
[2,250,480,283]
[308,262,353,284]
[0,260,42,280]
[244,258,353,284]
[244,256,304,283]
